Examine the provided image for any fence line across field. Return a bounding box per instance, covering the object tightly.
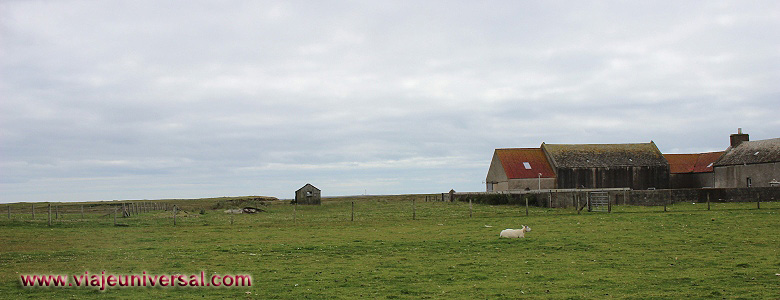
[2,189,778,227]
[2,202,172,226]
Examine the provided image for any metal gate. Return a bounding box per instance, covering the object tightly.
[589,192,610,212]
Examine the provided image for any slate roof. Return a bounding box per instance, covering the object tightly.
[665,151,724,174]
[714,138,780,166]
[495,148,556,179]
[542,142,667,168]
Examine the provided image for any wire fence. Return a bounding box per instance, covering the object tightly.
[2,192,778,228]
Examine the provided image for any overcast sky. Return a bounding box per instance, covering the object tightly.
[1,1,778,203]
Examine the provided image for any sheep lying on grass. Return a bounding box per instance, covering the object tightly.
[499,226,532,238]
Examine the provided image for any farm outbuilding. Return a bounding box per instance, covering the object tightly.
[665,151,723,188]
[485,148,556,192]
[541,142,670,190]
[295,184,321,205]
[713,136,780,188]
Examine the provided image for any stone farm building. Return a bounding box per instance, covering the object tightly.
[713,137,780,188]
[486,129,779,192]
[295,183,321,205]
[486,141,670,191]
[485,148,556,192]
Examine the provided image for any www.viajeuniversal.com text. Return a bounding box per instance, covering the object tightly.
[20,271,252,290]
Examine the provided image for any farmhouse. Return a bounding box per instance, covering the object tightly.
[713,136,780,188]
[664,151,723,188]
[485,148,556,192]
[295,183,321,205]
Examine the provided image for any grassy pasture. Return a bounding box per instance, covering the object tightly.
[1,196,778,299]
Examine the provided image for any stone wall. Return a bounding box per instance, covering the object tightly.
[454,187,780,207]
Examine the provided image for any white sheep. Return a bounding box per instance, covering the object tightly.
[499,226,532,238]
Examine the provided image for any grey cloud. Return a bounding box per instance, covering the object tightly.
[1,1,779,202]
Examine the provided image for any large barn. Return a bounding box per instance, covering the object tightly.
[541,142,669,190]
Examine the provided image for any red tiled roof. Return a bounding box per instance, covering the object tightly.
[496,148,556,179]
[664,151,724,174]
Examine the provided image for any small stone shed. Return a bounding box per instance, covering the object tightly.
[295,183,321,205]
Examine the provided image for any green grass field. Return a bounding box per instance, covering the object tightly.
[1,196,778,299]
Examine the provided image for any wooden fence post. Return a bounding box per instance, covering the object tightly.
[351,202,354,221]
[32,204,35,219]
[469,198,472,218]
[577,194,581,215]
[293,202,297,223]
[707,193,711,211]
[586,192,590,212]
[525,196,529,216]
[7,205,10,219]
[113,207,117,226]
[757,196,760,209]
[173,205,177,226]
[412,199,416,220]
[548,192,552,208]
[56,205,59,219]
[48,203,52,226]
[81,205,84,219]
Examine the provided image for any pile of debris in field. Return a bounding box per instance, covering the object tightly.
[224,207,265,214]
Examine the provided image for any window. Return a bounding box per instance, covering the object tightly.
[306,191,312,196]
[523,162,532,169]
[747,177,752,188]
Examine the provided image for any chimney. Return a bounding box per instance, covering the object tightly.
[730,128,749,148]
